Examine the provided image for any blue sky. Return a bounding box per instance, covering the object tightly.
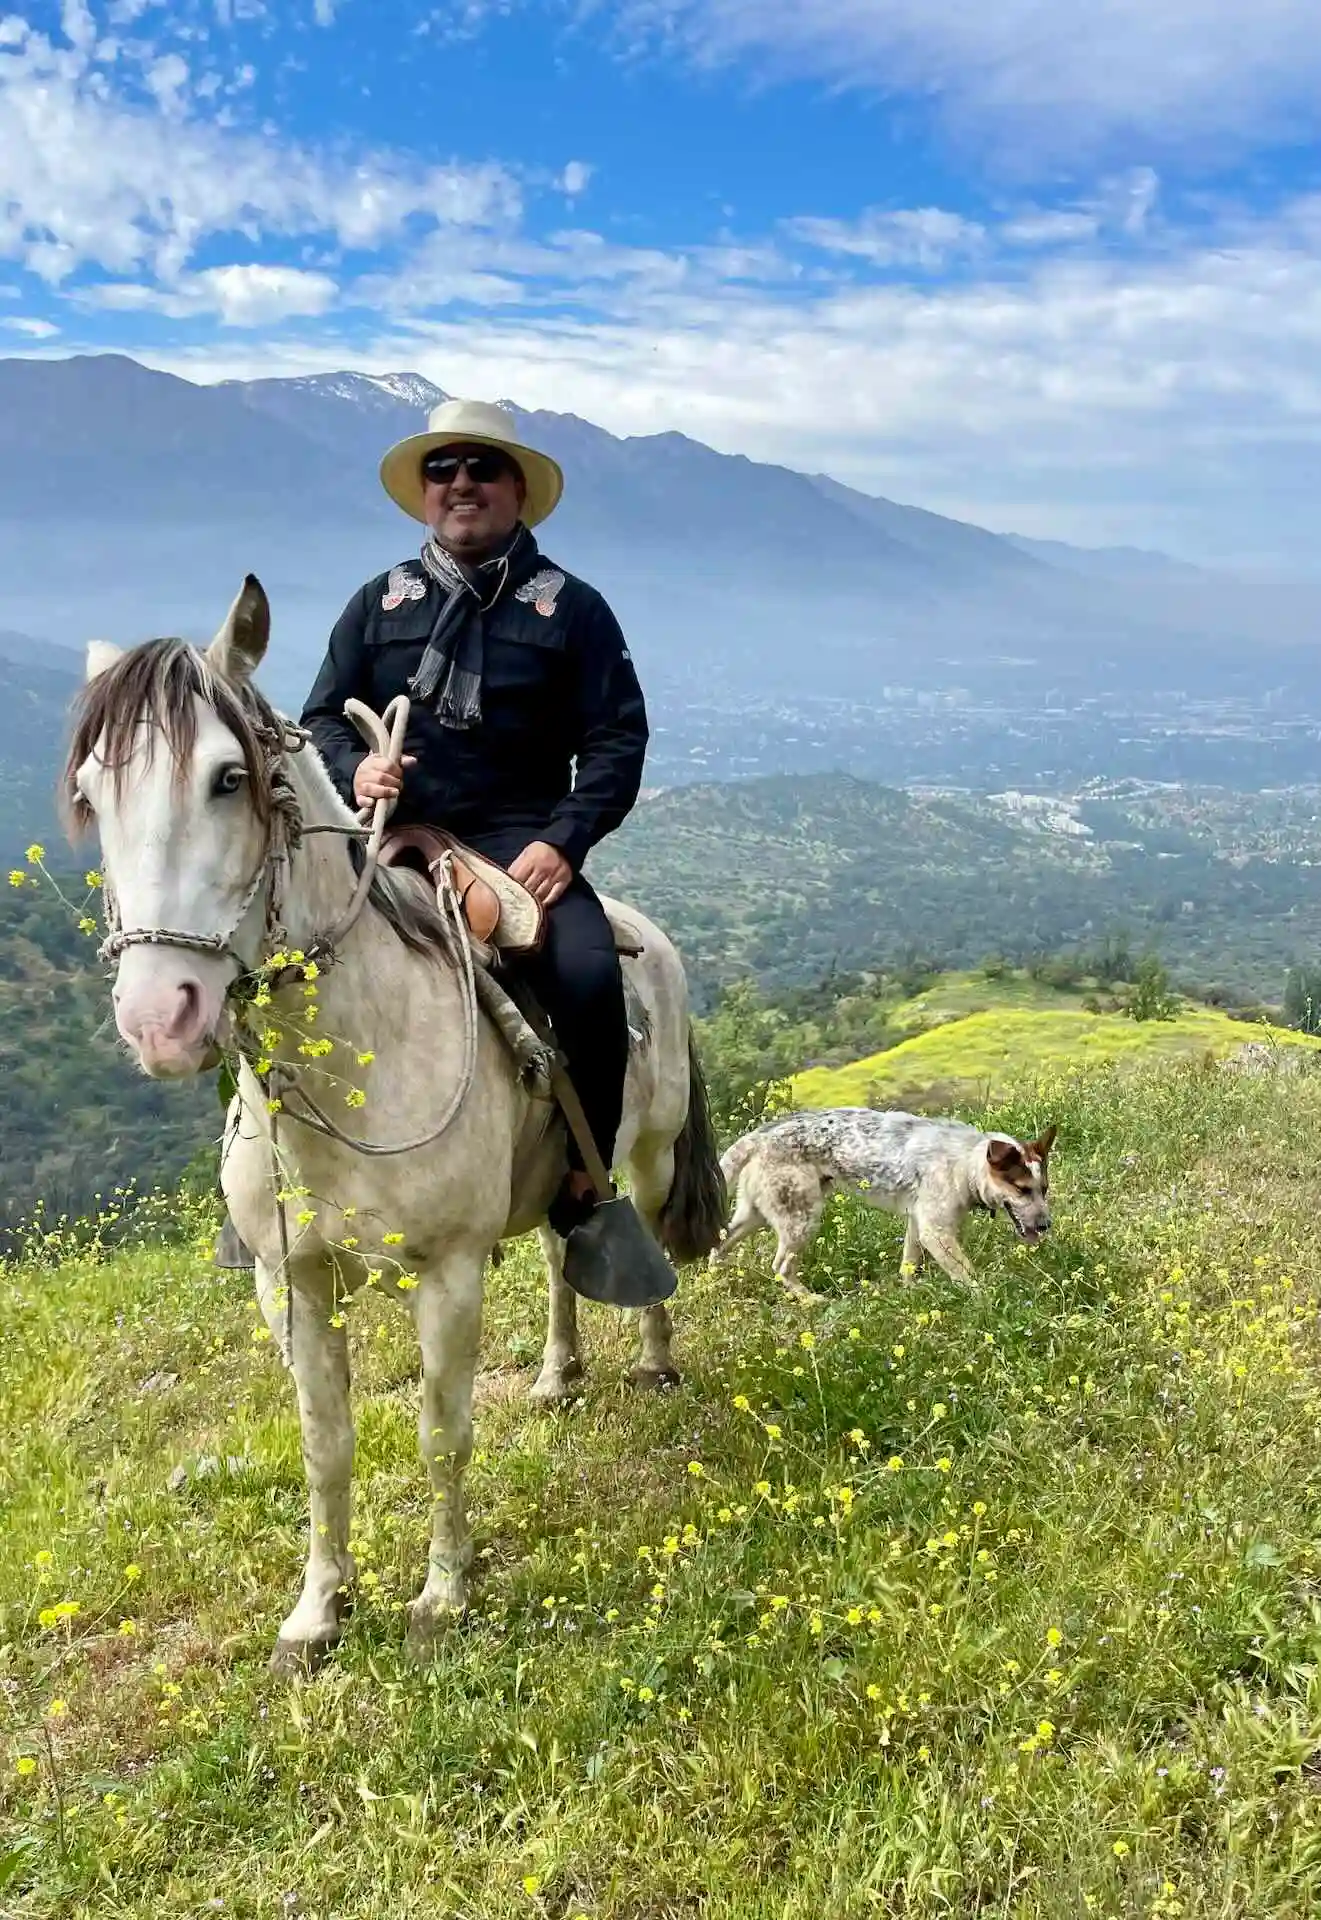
[5,0,1321,568]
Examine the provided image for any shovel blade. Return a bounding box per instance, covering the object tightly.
[562,1197,678,1310]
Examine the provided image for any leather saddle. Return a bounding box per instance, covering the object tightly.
[379,824,546,954]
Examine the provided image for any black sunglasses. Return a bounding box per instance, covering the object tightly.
[420,447,518,486]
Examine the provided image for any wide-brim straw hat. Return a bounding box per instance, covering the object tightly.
[379,397,564,527]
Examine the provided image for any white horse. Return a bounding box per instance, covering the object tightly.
[66,579,725,1674]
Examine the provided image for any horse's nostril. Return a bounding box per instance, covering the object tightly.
[174,979,201,1038]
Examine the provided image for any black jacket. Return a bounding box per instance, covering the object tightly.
[301,547,648,871]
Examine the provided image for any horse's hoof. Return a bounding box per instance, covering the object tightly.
[628,1365,681,1393]
[529,1360,585,1407]
[404,1599,465,1665]
[269,1634,339,1679]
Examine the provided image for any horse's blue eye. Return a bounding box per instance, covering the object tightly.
[213,765,246,797]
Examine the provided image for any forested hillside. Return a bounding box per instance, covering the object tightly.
[0,885,216,1239]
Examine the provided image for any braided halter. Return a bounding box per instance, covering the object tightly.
[97,714,310,974]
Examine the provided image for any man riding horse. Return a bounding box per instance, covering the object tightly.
[301,399,646,1246]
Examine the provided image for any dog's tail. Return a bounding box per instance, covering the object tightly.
[658,1029,728,1265]
[719,1129,762,1195]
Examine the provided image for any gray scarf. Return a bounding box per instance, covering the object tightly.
[409,524,531,730]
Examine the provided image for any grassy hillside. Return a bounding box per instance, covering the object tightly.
[885,969,1096,1033]
[5,1059,1321,1914]
[794,1005,1321,1111]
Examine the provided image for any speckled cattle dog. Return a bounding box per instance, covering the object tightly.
[713,1109,1056,1300]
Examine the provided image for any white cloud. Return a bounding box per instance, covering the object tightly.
[0,7,520,286]
[312,0,338,23]
[1,314,59,335]
[787,207,985,269]
[143,50,189,112]
[559,159,593,198]
[87,262,339,323]
[608,0,1321,153]
[1000,211,1100,249]
[414,1,512,41]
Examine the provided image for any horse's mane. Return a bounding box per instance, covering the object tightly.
[65,639,278,836]
[64,637,452,962]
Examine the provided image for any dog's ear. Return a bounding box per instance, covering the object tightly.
[1026,1125,1058,1162]
[987,1138,1024,1173]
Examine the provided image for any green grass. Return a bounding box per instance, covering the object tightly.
[794,1006,1321,1110]
[5,1062,1321,1914]
[885,969,1095,1038]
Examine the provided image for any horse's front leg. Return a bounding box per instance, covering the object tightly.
[530,1225,585,1406]
[405,1248,485,1662]
[258,1259,356,1677]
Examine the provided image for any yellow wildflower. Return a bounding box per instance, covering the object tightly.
[25,843,45,864]
[85,869,102,888]
[383,1232,405,1247]
[7,871,25,887]
[15,1756,36,1777]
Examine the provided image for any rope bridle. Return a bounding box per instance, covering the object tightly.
[98,689,482,1365]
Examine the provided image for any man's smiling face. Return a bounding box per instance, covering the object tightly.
[421,443,527,557]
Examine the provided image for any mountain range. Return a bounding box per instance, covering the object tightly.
[8,352,1318,693]
[5,350,1321,859]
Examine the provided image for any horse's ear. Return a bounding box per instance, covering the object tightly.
[207,575,270,684]
[85,641,122,683]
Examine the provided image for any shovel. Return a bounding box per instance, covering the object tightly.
[551,1061,678,1311]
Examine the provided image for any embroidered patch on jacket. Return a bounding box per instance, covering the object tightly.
[515,567,566,618]
[382,567,427,612]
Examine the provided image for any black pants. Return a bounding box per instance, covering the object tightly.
[466,828,628,1176]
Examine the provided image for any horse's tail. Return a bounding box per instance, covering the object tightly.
[658,1030,728,1265]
